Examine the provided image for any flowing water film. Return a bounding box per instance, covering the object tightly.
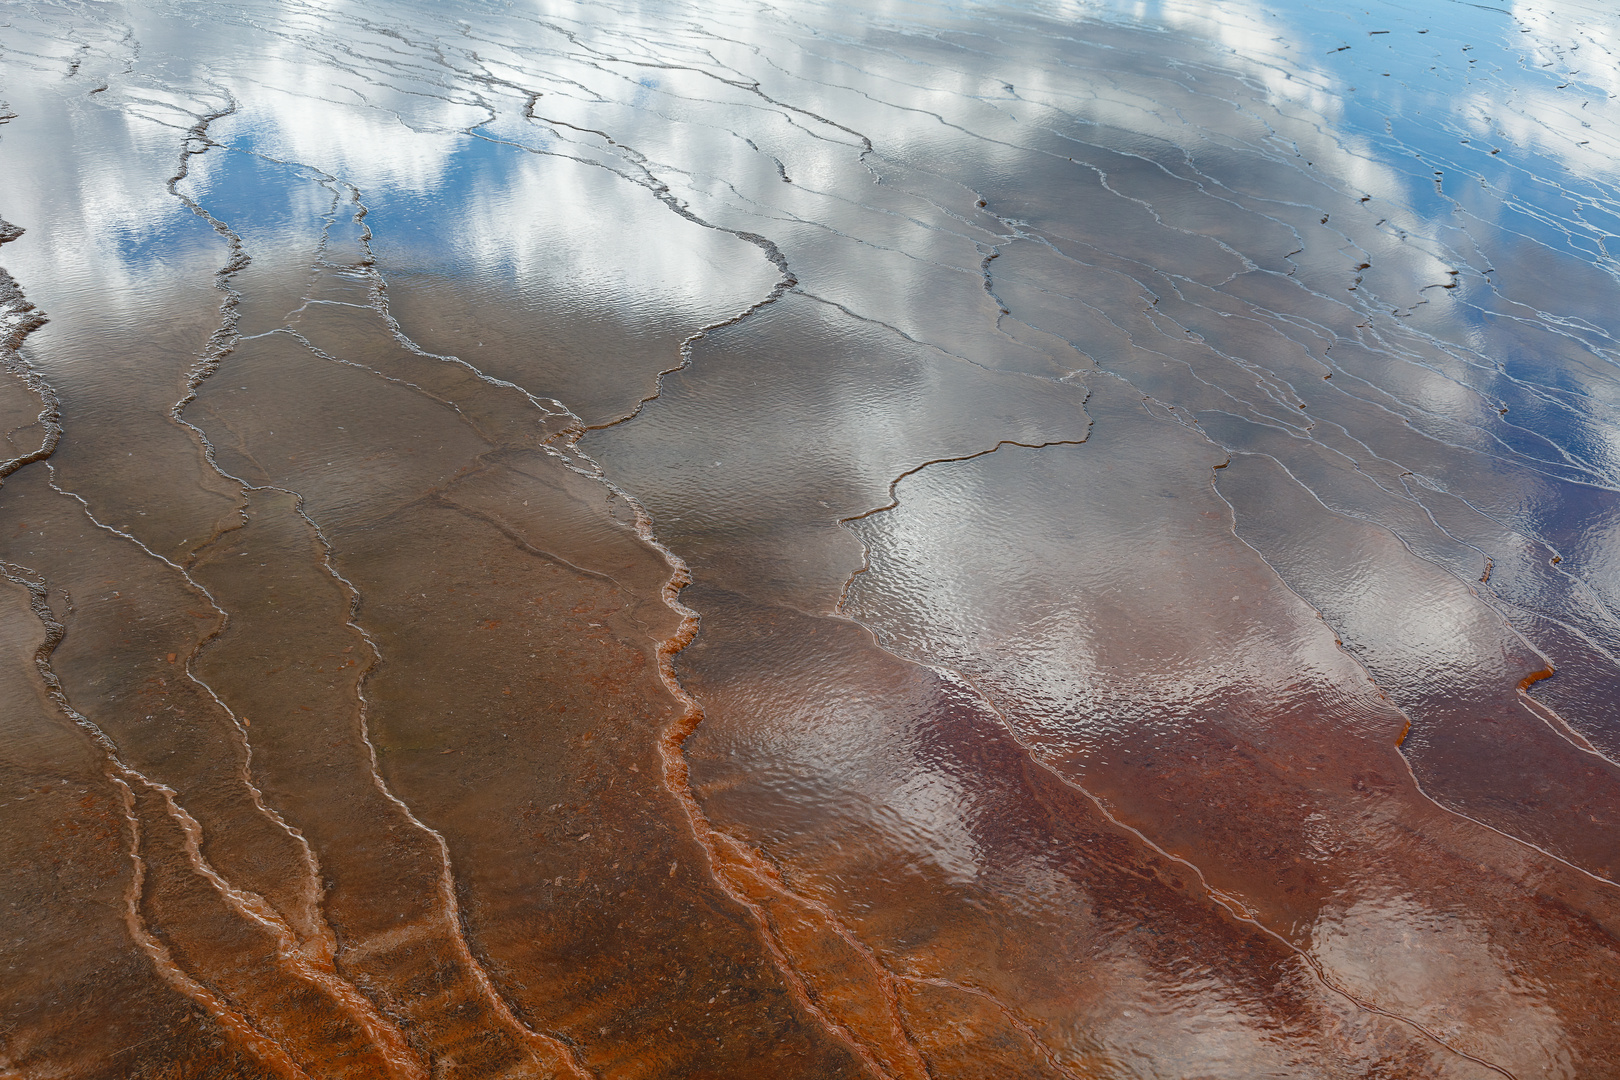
[3,0,1620,1076]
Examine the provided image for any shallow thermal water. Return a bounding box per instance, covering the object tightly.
[2,0,1619,1076]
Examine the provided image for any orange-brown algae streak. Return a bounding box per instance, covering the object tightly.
[1518,668,1555,692]
[184,277,863,1076]
[1,547,420,1079]
[0,569,271,1080]
[609,479,929,1080]
[178,496,589,1075]
[143,776,426,1080]
[108,771,314,1080]
[187,488,566,1080]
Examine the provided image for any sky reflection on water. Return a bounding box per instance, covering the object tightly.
[2,0,1619,1076]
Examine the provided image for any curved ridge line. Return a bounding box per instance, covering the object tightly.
[163,145,592,1075]
[835,435,1090,612]
[0,560,309,1080]
[533,103,939,1069]
[895,975,1094,1080]
[554,454,930,1080]
[8,544,421,1078]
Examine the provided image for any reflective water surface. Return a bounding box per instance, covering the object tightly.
[3,0,1619,1075]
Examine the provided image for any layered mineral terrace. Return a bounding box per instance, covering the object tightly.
[2,0,1619,1076]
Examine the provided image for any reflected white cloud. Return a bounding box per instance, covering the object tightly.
[2,0,1617,1071]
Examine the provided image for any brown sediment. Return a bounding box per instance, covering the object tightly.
[122,773,404,1079]
[168,135,870,1075]
[299,184,835,1079]
[146,772,422,1079]
[172,241,592,1080]
[575,461,929,1080]
[297,499,593,1080]
[35,477,332,926]
[1,558,327,1078]
[162,120,590,1077]
[0,565,269,1079]
[6,0,1620,1073]
[110,774,312,1080]
[943,667,1521,1080]
[3,107,587,1078]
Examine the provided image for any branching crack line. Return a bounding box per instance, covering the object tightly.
[0,558,313,1080]
[152,101,592,1079]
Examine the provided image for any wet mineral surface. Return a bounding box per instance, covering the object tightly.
[2,0,1619,1076]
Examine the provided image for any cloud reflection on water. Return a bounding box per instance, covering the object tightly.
[2,0,1620,1074]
